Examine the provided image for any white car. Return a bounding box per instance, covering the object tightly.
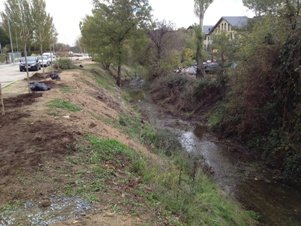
[42,52,56,63]
[38,56,51,67]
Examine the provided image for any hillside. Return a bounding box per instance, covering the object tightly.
[0,63,255,225]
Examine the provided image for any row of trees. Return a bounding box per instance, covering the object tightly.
[1,0,57,59]
[0,0,57,92]
[80,0,214,86]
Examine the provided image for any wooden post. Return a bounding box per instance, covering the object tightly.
[0,83,5,116]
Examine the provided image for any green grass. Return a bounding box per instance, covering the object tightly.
[87,136,146,175]
[63,136,147,204]
[59,85,73,93]
[93,72,115,91]
[48,99,81,112]
[0,201,23,212]
[83,65,115,91]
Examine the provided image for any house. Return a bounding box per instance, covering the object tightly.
[204,16,250,49]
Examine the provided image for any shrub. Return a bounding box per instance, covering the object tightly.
[53,58,76,70]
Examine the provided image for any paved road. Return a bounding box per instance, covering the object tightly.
[0,63,37,88]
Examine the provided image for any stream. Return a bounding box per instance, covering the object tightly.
[128,78,301,226]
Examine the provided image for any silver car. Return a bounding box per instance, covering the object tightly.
[38,56,51,67]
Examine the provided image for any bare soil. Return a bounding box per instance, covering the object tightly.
[0,66,163,225]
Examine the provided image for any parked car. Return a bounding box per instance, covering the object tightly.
[19,56,41,72]
[38,55,51,67]
[42,52,56,63]
[204,62,221,74]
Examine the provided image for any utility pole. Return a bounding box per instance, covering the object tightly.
[7,18,14,64]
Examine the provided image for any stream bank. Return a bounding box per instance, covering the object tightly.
[126,78,301,226]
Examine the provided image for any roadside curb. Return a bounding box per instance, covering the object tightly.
[3,80,17,89]
[2,71,35,89]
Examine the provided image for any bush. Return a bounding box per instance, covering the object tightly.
[210,22,301,180]
[53,58,76,70]
[151,74,226,115]
[0,54,6,63]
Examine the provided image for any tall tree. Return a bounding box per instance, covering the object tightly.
[243,0,301,29]
[147,20,174,77]
[31,0,54,72]
[148,21,173,62]
[243,0,282,16]
[194,0,213,78]
[212,33,240,75]
[0,26,10,49]
[2,0,34,92]
[81,0,152,86]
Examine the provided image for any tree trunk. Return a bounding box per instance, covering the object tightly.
[40,43,45,74]
[102,62,110,70]
[24,43,31,93]
[116,65,121,87]
[116,46,122,87]
[0,83,5,116]
[196,27,205,78]
[221,51,225,75]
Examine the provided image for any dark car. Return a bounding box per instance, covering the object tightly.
[19,57,41,72]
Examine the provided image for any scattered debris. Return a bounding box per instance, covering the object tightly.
[40,198,51,208]
[49,73,61,81]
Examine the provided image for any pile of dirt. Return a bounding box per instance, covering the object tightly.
[27,72,48,80]
[26,71,62,81]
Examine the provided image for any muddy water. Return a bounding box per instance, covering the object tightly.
[0,196,90,226]
[130,86,301,226]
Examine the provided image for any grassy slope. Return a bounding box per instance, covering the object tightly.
[69,64,256,225]
[1,64,256,225]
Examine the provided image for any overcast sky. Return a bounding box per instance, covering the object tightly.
[0,0,254,46]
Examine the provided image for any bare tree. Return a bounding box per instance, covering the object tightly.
[194,0,213,78]
[148,20,174,61]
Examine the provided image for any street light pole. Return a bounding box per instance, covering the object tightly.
[7,18,14,64]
